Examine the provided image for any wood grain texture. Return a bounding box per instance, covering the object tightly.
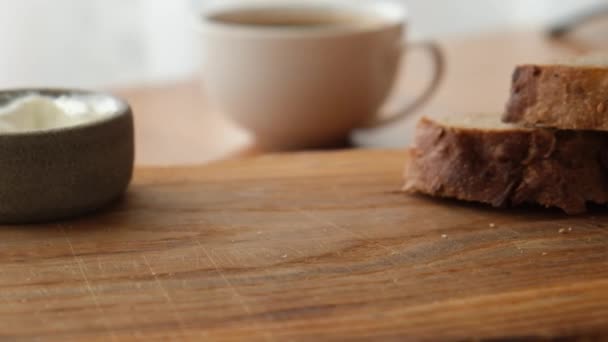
[1,150,608,341]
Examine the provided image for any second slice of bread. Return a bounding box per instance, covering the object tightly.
[404,113,608,214]
[504,61,608,130]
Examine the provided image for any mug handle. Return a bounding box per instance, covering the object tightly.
[364,41,445,128]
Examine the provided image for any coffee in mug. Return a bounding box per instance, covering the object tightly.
[209,8,384,29]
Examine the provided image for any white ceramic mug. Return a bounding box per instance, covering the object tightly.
[198,1,444,150]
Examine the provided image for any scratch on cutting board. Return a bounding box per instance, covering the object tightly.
[296,208,407,291]
[61,225,118,342]
[296,209,400,255]
[96,256,104,276]
[196,240,275,342]
[141,255,191,339]
[312,239,357,276]
[0,266,18,316]
[197,244,252,314]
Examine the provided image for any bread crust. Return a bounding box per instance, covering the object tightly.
[404,117,608,214]
[504,64,608,130]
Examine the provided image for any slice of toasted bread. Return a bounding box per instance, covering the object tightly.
[504,59,608,130]
[404,113,608,214]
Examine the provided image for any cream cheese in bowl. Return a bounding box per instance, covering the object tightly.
[0,89,134,224]
[0,94,121,133]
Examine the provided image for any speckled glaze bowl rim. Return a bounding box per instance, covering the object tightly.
[0,88,131,137]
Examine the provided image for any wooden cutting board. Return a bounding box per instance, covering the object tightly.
[2,150,607,341]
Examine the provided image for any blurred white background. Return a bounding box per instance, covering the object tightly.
[0,0,603,88]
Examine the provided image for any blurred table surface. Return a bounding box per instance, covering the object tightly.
[115,29,605,166]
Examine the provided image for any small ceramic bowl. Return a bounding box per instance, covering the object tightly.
[0,89,134,224]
